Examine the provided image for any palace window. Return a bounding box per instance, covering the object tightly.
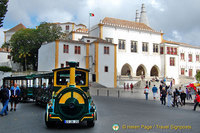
[142,42,148,52]
[181,68,185,75]
[66,25,69,31]
[153,44,159,53]
[63,44,69,53]
[160,47,163,54]
[174,48,177,55]
[196,55,199,61]
[170,57,175,66]
[104,66,108,72]
[131,41,137,52]
[188,54,192,62]
[167,47,170,54]
[180,53,184,60]
[118,39,126,50]
[104,46,109,54]
[75,46,81,54]
[106,38,113,43]
[189,69,193,77]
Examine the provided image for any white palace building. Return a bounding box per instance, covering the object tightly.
[38,4,200,88]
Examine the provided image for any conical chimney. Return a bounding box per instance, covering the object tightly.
[135,10,140,22]
[139,4,150,26]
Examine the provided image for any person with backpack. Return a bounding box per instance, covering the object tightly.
[152,85,158,100]
[10,83,20,111]
[0,85,9,116]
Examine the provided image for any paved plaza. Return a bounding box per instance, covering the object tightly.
[0,95,200,133]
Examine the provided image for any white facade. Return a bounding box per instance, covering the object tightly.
[38,39,116,87]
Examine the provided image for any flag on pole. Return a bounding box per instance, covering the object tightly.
[89,13,94,17]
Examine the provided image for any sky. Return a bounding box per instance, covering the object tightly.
[0,0,200,47]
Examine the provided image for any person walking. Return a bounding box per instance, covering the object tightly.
[0,85,9,116]
[161,87,167,105]
[180,90,186,105]
[152,85,158,100]
[173,88,180,107]
[193,92,200,111]
[186,88,189,100]
[167,86,173,107]
[144,85,149,100]
[130,83,133,93]
[10,83,20,111]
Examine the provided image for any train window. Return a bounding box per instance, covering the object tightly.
[75,71,86,85]
[57,70,70,85]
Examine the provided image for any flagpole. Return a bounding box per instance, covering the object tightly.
[89,13,90,35]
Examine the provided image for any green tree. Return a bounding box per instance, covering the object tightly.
[10,28,39,71]
[37,22,62,43]
[0,0,9,27]
[195,71,200,82]
[9,22,62,71]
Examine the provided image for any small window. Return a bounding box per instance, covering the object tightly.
[118,39,126,50]
[87,40,90,43]
[160,47,163,54]
[189,54,192,62]
[170,57,175,66]
[106,38,113,43]
[66,25,69,31]
[167,47,170,54]
[153,44,159,53]
[75,46,81,54]
[181,53,184,60]
[61,64,64,68]
[63,44,69,53]
[189,69,193,77]
[181,68,185,75]
[7,55,11,59]
[105,66,108,72]
[196,55,199,61]
[131,41,137,53]
[104,46,109,54]
[142,42,148,52]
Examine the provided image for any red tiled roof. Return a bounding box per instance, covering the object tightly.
[102,17,157,32]
[5,23,26,32]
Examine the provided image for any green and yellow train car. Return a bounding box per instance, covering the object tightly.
[45,62,97,128]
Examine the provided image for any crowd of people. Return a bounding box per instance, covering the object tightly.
[143,82,200,111]
[0,83,20,116]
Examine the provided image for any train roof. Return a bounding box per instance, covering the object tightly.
[52,67,89,72]
[3,73,53,80]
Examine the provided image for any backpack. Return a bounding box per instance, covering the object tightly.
[2,89,9,100]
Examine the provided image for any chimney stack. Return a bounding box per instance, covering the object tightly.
[135,10,140,22]
[139,4,150,26]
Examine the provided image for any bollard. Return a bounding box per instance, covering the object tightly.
[97,89,99,96]
[107,90,109,97]
[118,90,120,98]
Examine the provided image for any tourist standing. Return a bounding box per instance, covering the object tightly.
[193,92,200,111]
[173,88,180,107]
[161,88,166,105]
[0,86,9,116]
[10,83,20,111]
[180,90,186,105]
[144,85,149,100]
[152,85,158,100]
[167,86,173,107]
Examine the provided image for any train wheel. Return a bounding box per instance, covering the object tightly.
[87,120,95,127]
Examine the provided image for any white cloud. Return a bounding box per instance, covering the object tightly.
[36,10,73,23]
[172,30,182,42]
[148,0,165,12]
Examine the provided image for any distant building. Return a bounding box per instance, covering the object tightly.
[4,23,26,43]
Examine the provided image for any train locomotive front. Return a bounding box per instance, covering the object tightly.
[45,62,97,128]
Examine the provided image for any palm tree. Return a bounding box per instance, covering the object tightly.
[19,50,31,71]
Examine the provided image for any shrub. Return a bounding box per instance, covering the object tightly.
[0,66,12,72]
